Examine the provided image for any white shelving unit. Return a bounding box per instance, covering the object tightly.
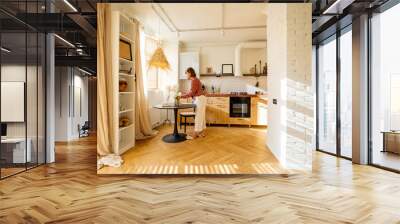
[112,11,136,155]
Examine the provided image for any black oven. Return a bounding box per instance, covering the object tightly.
[230,97,251,118]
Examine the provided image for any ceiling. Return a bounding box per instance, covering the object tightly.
[0,32,46,64]
[115,3,267,43]
[1,0,392,73]
[0,0,98,74]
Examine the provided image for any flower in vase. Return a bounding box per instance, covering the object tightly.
[175,91,182,104]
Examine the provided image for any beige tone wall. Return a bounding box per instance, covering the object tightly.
[266,3,313,170]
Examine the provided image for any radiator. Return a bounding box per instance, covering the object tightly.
[149,107,162,128]
[148,89,165,128]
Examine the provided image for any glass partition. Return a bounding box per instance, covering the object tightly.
[38,32,46,165]
[317,35,337,154]
[27,31,38,169]
[0,2,46,179]
[0,31,28,177]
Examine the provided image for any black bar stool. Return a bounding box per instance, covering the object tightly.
[179,111,196,133]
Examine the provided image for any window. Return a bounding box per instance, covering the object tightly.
[340,28,352,158]
[144,36,159,89]
[370,3,400,171]
[390,74,400,130]
[318,36,337,154]
[316,25,353,159]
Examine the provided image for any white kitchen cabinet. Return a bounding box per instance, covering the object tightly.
[179,52,199,79]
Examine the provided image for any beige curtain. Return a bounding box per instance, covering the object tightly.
[97,4,115,155]
[134,23,158,139]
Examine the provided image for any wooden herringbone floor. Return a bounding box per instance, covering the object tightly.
[98,126,286,175]
[1,135,400,223]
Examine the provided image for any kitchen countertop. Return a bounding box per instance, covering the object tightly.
[205,93,266,97]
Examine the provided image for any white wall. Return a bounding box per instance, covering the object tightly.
[180,76,267,94]
[179,42,267,93]
[266,4,313,170]
[55,67,89,141]
[240,48,266,75]
[1,64,26,133]
[1,65,41,137]
[55,67,69,141]
[181,42,236,75]
[266,4,287,163]
[1,64,46,164]
[1,65,27,140]
[181,42,266,76]
[71,74,89,138]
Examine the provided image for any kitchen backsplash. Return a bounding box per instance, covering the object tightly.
[179,76,267,94]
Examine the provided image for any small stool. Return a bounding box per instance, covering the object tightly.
[179,111,196,133]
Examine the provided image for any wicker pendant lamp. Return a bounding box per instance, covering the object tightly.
[148,15,170,70]
[149,46,170,70]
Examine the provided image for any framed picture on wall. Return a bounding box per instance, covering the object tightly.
[222,64,233,75]
[119,39,132,61]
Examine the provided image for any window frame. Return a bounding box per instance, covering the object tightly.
[315,24,353,161]
[368,1,400,173]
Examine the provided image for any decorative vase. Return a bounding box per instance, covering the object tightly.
[175,96,181,106]
[119,79,128,92]
[119,117,130,127]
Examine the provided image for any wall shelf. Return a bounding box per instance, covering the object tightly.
[119,109,134,114]
[119,123,134,132]
[119,33,134,43]
[119,57,133,64]
[119,73,134,78]
[242,73,268,77]
[200,73,235,77]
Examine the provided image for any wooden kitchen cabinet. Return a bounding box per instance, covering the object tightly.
[206,97,229,125]
[250,97,268,126]
[228,97,267,126]
[229,117,251,126]
[179,97,229,125]
[180,96,267,127]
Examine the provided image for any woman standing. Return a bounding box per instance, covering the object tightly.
[181,67,206,139]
